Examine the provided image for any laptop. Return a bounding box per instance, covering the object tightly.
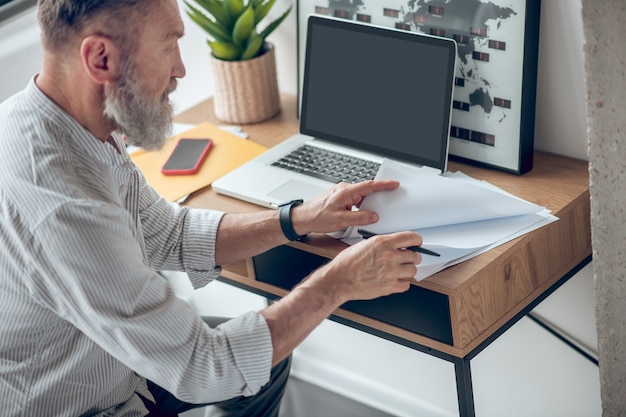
[212,15,457,208]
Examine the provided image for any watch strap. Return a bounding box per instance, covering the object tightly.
[278,199,306,241]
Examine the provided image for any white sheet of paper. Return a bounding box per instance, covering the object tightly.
[360,159,545,233]
[338,159,558,281]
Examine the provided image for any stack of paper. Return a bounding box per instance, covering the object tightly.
[339,159,557,281]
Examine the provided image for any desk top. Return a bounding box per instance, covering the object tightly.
[176,95,591,357]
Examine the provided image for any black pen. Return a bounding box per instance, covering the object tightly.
[357,229,441,257]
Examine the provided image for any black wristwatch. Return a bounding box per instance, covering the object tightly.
[278,199,306,241]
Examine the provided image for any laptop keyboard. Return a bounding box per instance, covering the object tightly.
[271,145,380,184]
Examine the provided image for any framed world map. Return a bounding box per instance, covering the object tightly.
[296,0,541,174]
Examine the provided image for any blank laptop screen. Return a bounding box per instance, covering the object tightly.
[300,16,457,172]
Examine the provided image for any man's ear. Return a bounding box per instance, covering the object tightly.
[80,35,120,84]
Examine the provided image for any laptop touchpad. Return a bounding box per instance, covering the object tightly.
[268,180,329,203]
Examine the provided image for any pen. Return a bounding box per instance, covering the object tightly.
[357,229,441,257]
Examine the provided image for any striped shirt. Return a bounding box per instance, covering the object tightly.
[0,78,272,416]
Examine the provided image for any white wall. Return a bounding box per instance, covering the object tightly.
[0,7,41,101]
[0,1,600,416]
[534,0,588,160]
[1,1,589,155]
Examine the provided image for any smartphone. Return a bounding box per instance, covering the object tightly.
[161,138,213,175]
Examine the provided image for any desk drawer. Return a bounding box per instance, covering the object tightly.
[252,245,453,345]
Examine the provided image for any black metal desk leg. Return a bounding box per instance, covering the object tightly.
[454,357,476,417]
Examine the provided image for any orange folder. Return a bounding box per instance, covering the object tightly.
[131,122,267,202]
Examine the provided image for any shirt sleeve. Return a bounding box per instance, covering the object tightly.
[136,174,224,289]
[29,200,273,404]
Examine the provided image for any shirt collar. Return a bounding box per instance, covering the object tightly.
[26,76,131,167]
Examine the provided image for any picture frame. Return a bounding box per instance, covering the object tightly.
[296,0,541,174]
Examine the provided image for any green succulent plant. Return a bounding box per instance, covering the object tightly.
[184,0,292,61]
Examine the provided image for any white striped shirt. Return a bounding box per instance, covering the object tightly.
[0,78,272,416]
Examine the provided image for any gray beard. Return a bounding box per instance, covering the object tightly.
[103,62,175,151]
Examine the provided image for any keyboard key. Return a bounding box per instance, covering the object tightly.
[271,145,380,183]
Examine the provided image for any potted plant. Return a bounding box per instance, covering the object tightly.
[184,0,292,124]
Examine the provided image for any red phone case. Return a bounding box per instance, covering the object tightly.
[161,138,213,175]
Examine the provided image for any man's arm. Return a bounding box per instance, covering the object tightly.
[214,180,400,265]
[260,231,423,365]
[32,201,273,403]
[213,179,423,364]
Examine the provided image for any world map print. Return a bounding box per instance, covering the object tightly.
[297,0,538,173]
[322,0,516,124]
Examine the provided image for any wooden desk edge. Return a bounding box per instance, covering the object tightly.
[219,186,591,357]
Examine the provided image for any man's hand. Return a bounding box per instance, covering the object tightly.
[289,180,400,236]
[215,180,399,269]
[299,231,422,304]
[260,229,422,365]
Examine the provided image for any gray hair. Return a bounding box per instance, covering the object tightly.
[37,0,150,52]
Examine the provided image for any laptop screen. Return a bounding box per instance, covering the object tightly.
[300,16,457,173]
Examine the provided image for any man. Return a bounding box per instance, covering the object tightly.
[0,0,423,416]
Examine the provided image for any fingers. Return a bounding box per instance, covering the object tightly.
[311,230,423,303]
[300,180,401,234]
[389,230,424,250]
[356,179,400,192]
[367,230,423,252]
[325,180,401,226]
[369,232,422,280]
[346,179,400,204]
[362,231,423,279]
[394,262,419,280]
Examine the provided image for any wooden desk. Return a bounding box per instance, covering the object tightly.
[176,95,592,417]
